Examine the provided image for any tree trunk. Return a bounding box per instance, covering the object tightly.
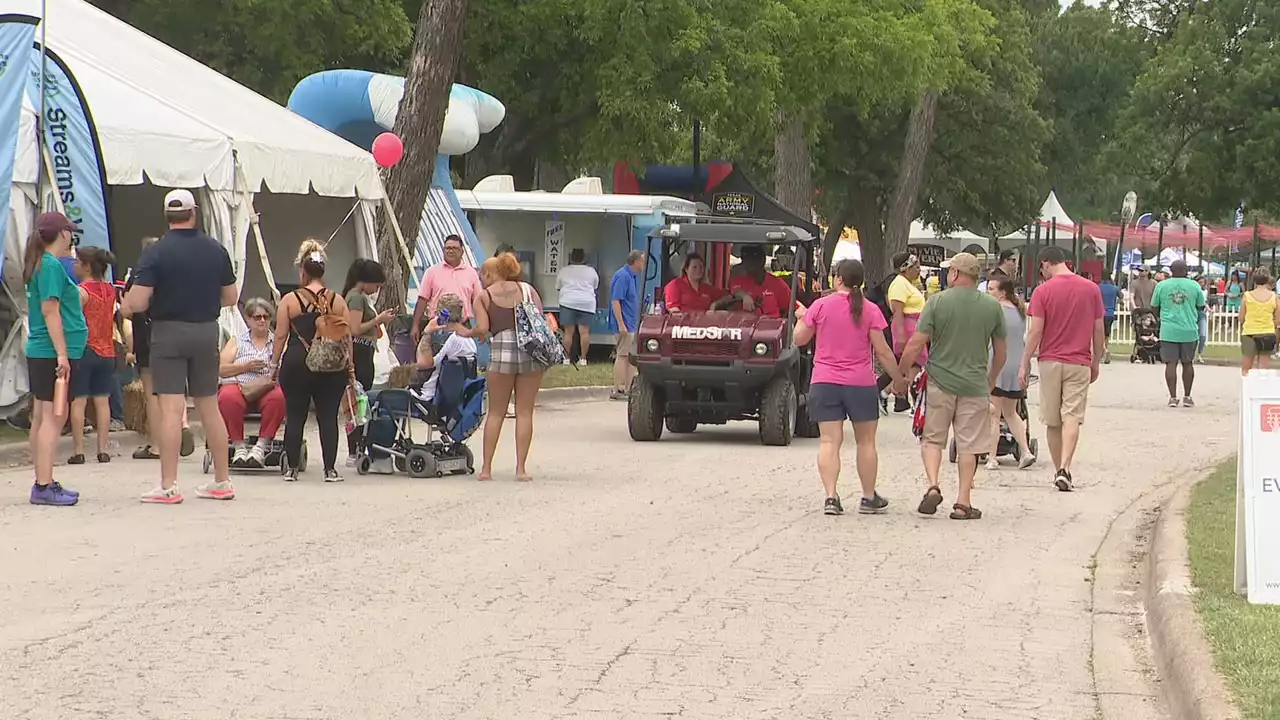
[773,111,812,220]
[882,90,940,267]
[848,188,889,285]
[376,0,471,312]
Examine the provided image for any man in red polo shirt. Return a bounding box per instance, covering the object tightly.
[728,245,792,318]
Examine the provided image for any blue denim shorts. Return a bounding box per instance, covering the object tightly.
[559,307,595,327]
[71,349,116,398]
[808,383,880,423]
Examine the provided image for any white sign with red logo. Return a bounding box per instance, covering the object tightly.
[1235,372,1280,604]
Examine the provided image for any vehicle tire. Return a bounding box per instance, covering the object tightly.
[794,396,820,438]
[665,417,697,434]
[759,377,795,446]
[1010,441,1021,461]
[356,456,371,476]
[628,379,664,442]
[1029,438,1039,458]
[948,438,958,464]
[461,445,475,474]
[407,448,435,479]
[202,451,212,474]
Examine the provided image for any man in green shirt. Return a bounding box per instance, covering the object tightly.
[1151,260,1205,407]
[899,252,1007,520]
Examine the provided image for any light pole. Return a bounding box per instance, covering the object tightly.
[1117,191,1137,283]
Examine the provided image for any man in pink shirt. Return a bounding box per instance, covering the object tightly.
[1019,246,1104,492]
[411,234,483,347]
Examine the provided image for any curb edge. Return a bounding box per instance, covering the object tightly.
[1144,475,1241,720]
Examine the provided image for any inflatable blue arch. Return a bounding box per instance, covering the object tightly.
[287,70,505,299]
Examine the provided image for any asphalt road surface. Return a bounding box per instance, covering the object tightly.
[0,363,1240,719]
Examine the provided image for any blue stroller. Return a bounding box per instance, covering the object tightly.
[355,358,487,478]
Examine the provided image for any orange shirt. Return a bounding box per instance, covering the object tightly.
[728,272,793,318]
[663,276,726,313]
[80,279,116,358]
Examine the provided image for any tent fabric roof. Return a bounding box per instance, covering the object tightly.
[11,0,385,199]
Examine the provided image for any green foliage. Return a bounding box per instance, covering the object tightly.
[1114,0,1280,218]
[1033,3,1149,221]
[89,0,413,103]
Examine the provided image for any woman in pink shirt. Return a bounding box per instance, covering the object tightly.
[794,260,908,516]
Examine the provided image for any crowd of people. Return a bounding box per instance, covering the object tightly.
[21,193,554,507]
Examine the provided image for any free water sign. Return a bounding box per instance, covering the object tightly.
[1235,373,1280,604]
[544,220,564,276]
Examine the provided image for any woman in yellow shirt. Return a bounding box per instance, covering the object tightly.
[1240,268,1279,375]
[884,252,927,411]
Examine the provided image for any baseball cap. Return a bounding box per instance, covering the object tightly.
[163,189,197,212]
[942,252,982,276]
[998,249,1018,263]
[35,211,75,237]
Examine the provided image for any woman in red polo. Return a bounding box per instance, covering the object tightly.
[663,253,728,313]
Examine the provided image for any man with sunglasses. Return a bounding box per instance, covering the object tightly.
[412,234,483,349]
[1019,246,1105,493]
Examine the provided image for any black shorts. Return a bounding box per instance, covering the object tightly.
[808,383,880,423]
[71,349,116,398]
[992,387,1026,400]
[27,357,64,402]
[1103,316,1115,338]
[1160,341,1197,363]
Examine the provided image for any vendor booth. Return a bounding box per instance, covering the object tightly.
[2,0,389,413]
[456,182,698,345]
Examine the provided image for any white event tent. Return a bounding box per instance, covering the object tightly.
[1001,191,1077,245]
[909,220,990,255]
[2,0,388,411]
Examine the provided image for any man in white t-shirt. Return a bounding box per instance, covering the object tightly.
[555,248,600,366]
[414,294,478,402]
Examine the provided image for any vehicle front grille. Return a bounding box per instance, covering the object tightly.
[672,341,738,358]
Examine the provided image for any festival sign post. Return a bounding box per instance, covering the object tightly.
[1235,371,1280,605]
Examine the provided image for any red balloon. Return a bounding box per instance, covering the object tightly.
[372,132,404,168]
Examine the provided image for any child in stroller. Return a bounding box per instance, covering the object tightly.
[1130,307,1161,363]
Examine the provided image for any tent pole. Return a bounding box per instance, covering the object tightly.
[34,0,48,201]
[39,144,65,214]
[380,194,421,293]
[248,206,279,303]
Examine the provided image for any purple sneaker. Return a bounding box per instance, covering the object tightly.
[30,482,78,506]
[51,481,79,499]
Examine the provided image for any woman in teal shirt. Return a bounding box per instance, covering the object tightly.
[23,212,88,507]
[1226,270,1245,313]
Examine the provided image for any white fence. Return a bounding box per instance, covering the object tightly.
[1112,307,1240,347]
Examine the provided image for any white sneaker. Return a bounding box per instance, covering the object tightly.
[562,358,571,365]
[345,454,358,468]
[1018,453,1037,470]
[985,458,1000,471]
[141,485,183,504]
[194,480,235,500]
[245,444,266,469]
[231,445,249,468]
[576,359,588,367]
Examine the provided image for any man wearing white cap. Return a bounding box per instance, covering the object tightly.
[123,189,238,504]
[898,252,1007,520]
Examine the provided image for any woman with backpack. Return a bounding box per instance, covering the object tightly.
[271,239,354,482]
[473,252,546,482]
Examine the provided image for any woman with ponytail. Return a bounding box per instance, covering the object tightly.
[271,239,354,482]
[23,212,87,506]
[985,277,1034,469]
[793,259,908,516]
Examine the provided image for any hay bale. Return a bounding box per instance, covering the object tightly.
[123,380,149,433]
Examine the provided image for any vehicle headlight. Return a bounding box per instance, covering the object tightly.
[645,338,660,352]
[753,342,769,356]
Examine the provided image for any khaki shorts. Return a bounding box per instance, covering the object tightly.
[1039,360,1091,427]
[923,382,991,454]
[615,330,635,356]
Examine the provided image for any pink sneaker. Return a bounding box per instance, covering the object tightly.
[195,480,235,500]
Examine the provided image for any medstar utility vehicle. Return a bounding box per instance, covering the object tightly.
[627,219,823,446]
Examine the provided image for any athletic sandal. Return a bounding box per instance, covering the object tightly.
[96,452,110,463]
[67,454,85,465]
[917,486,944,515]
[949,503,983,520]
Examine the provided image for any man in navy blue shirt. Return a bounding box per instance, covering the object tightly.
[1099,275,1120,363]
[609,250,645,400]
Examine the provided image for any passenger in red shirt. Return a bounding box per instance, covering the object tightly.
[1020,246,1104,493]
[70,246,119,465]
[663,253,729,313]
[727,245,793,318]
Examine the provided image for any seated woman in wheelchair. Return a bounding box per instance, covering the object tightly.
[414,293,478,402]
[217,297,286,468]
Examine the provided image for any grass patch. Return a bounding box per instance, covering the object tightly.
[1110,342,1240,361]
[539,362,614,389]
[1186,458,1280,719]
